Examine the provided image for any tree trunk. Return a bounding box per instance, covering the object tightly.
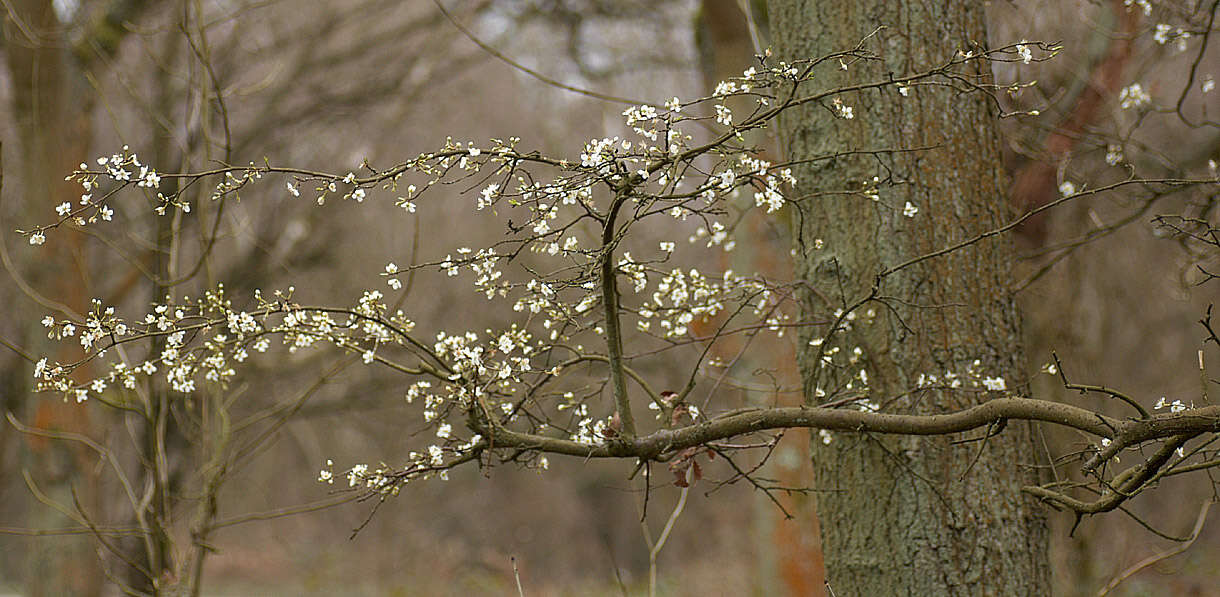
[768,1,1051,594]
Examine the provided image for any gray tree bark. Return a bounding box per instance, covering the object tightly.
[768,1,1052,594]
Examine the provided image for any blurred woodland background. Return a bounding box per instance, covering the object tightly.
[0,0,1218,595]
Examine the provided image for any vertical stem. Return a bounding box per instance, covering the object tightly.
[601,187,636,438]
[645,468,692,597]
[188,403,229,597]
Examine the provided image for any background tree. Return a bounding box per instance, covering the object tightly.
[1,1,502,594]
[695,1,825,592]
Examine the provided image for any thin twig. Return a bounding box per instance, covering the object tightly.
[647,468,691,597]
[512,556,525,597]
[430,0,649,107]
[1096,500,1214,596]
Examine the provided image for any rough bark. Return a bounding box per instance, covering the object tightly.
[768,1,1051,594]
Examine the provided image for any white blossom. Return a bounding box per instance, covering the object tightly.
[1118,83,1151,110]
[1016,43,1032,64]
[982,377,1007,391]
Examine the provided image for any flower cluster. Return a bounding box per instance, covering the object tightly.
[1152,23,1191,52]
[1118,83,1151,110]
[915,359,1007,393]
